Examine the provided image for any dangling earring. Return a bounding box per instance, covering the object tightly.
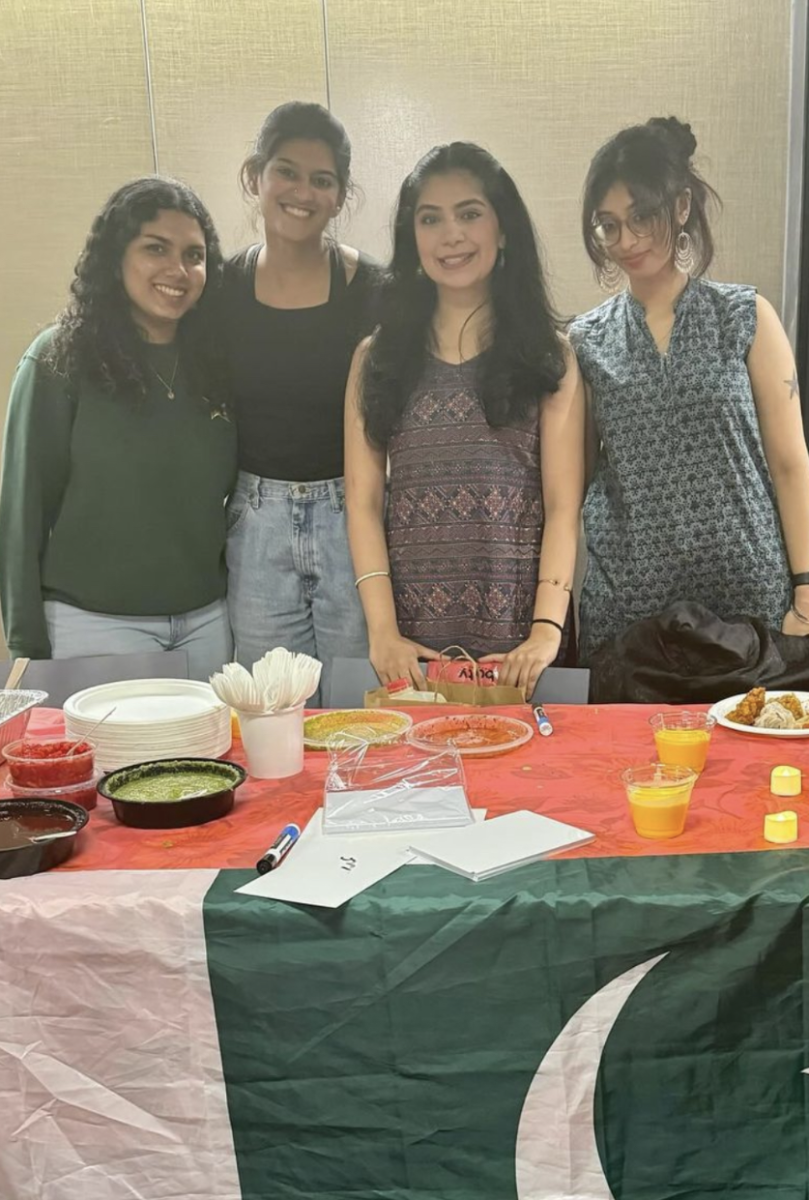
[416,264,425,277]
[497,246,506,270]
[596,258,625,294]
[674,227,695,274]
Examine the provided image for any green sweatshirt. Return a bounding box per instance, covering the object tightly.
[0,329,237,658]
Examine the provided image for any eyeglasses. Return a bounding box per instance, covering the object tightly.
[592,209,662,248]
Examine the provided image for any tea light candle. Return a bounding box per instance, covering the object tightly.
[764,810,798,844]
[770,765,802,797]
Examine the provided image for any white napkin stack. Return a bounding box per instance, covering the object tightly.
[210,648,322,714]
[408,810,594,881]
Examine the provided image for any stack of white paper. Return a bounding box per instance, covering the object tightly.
[408,810,594,881]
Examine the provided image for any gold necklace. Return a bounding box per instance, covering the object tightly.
[152,353,180,399]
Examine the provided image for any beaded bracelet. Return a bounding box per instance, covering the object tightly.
[531,617,564,635]
[354,570,390,588]
[538,577,573,593]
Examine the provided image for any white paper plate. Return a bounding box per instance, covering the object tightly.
[64,678,226,725]
[66,711,228,742]
[708,690,809,737]
[89,733,233,772]
[64,679,230,770]
[65,715,230,753]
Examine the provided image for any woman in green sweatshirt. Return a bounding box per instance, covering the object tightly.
[0,177,237,680]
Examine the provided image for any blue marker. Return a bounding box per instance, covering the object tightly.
[256,823,301,874]
[533,704,553,737]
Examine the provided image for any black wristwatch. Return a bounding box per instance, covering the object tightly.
[792,572,809,588]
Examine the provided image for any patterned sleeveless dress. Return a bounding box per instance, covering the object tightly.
[385,355,573,661]
[569,279,791,663]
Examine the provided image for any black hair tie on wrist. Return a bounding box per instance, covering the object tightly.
[531,618,564,635]
[792,572,809,588]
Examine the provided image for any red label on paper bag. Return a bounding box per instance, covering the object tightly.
[425,660,499,686]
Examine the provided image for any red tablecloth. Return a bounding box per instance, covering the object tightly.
[9,703,809,870]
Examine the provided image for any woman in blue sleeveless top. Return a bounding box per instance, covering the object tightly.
[569,116,809,662]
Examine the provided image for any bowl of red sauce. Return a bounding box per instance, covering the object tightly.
[4,738,95,788]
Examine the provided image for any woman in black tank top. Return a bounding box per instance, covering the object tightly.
[221,102,381,705]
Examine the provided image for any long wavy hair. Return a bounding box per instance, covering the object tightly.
[45,177,227,402]
[361,142,566,448]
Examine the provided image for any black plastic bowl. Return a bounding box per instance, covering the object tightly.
[98,757,247,829]
[0,799,89,879]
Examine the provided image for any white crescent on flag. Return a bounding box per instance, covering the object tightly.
[515,953,668,1200]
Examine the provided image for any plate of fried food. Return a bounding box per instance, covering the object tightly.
[708,688,809,736]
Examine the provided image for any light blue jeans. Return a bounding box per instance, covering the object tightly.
[225,472,368,706]
[43,598,233,682]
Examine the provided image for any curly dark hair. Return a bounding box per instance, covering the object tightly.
[360,142,566,449]
[582,116,722,279]
[45,176,228,402]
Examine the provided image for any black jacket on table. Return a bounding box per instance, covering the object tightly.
[588,601,809,704]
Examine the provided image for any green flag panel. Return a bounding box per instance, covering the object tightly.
[203,851,809,1200]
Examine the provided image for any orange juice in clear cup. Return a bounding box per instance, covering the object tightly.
[650,711,716,773]
[622,763,698,839]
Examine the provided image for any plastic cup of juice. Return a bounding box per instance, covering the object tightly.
[649,711,716,773]
[622,763,698,839]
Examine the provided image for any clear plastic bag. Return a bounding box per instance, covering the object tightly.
[323,740,473,835]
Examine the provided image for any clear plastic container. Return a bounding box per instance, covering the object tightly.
[6,771,101,811]
[323,741,472,835]
[4,738,95,788]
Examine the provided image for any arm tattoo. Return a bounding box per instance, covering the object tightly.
[785,372,800,400]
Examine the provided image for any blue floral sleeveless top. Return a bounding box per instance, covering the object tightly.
[569,279,790,662]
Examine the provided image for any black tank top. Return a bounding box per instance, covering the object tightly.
[221,243,381,481]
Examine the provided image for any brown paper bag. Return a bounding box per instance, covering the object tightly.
[364,645,527,708]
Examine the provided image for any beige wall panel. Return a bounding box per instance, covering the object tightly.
[146,0,327,254]
[329,0,790,318]
[0,0,153,413]
[0,0,153,651]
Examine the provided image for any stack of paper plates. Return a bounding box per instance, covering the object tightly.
[64,679,232,771]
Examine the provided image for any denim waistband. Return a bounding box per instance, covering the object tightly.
[235,471,345,503]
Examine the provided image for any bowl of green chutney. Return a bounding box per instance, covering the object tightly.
[98,757,247,829]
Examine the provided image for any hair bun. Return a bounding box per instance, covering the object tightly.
[648,116,697,161]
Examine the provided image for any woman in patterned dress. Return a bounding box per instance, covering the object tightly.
[345,142,585,693]
[569,116,809,663]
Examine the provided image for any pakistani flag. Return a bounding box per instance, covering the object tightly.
[1,850,807,1199]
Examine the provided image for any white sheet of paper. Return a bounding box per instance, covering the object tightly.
[408,810,594,881]
[407,809,487,863]
[236,811,413,908]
